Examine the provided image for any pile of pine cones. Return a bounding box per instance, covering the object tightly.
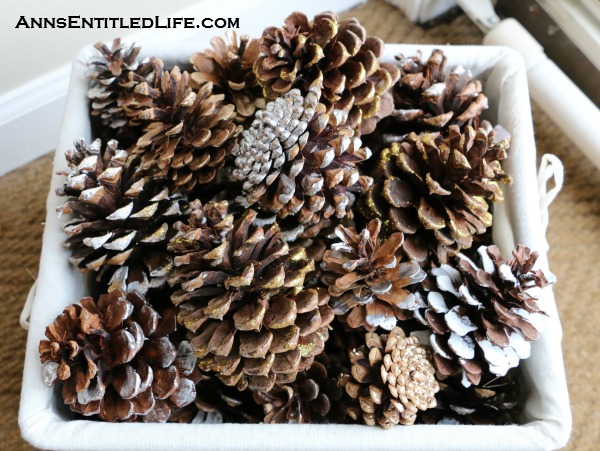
[39,11,553,428]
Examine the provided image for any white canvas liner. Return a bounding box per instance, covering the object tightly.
[19,42,571,450]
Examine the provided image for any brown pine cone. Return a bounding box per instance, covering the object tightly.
[56,139,185,283]
[321,219,426,331]
[415,245,552,387]
[253,360,333,423]
[88,39,164,131]
[190,31,264,125]
[386,49,488,137]
[418,373,520,425]
[254,11,400,132]
[39,290,198,422]
[339,326,439,428]
[231,86,373,225]
[133,67,242,193]
[360,123,511,265]
[167,205,334,392]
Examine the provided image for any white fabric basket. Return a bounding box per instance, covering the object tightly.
[19,42,571,450]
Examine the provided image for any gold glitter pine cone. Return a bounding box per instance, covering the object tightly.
[254,11,400,132]
[360,122,512,265]
[167,203,334,392]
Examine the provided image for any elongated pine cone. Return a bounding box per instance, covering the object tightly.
[253,360,333,423]
[339,327,438,428]
[361,123,511,264]
[88,39,164,131]
[231,87,373,224]
[39,290,198,422]
[388,49,487,135]
[56,139,185,286]
[254,11,400,131]
[321,219,426,331]
[190,31,264,124]
[415,245,551,387]
[133,67,242,193]
[167,205,334,391]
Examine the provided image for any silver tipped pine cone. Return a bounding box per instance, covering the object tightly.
[415,245,552,387]
[56,139,184,289]
[231,86,373,224]
[39,290,199,422]
[321,219,426,331]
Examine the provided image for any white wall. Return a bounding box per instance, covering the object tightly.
[0,0,199,96]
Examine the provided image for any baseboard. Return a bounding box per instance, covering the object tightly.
[0,0,364,177]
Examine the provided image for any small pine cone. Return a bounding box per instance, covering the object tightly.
[418,374,520,425]
[167,207,334,392]
[88,38,164,130]
[254,12,400,132]
[415,245,552,387]
[360,123,512,265]
[321,219,426,331]
[339,327,439,428]
[231,87,373,225]
[56,139,186,276]
[387,49,488,137]
[253,360,332,423]
[39,290,198,422]
[190,31,264,124]
[134,67,242,193]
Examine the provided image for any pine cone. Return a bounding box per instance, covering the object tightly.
[415,245,552,387]
[39,290,198,422]
[231,87,373,225]
[418,374,520,425]
[88,39,163,131]
[133,67,242,193]
[56,139,185,280]
[360,123,511,264]
[254,11,400,132]
[253,360,334,423]
[190,31,264,124]
[321,219,426,331]
[339,327,439,428]
[387,49,488,137]
[167,206,334,391]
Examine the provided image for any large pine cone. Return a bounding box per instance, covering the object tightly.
[360,123,511,265]
[133,67,242,193]
[254,12,400,132]
[88,39,163,132]
[190,31,264,125]
[253,360,334,423]
[415,245,552,387]
[339,327,438,428]
[56,139,184,286]
[388,49,487,135]
[231,87,373,225]
[321,219,426,331]
[39,290,198,422]
[167,203,334,391]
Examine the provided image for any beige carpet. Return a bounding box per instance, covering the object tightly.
[2,0,597,449]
